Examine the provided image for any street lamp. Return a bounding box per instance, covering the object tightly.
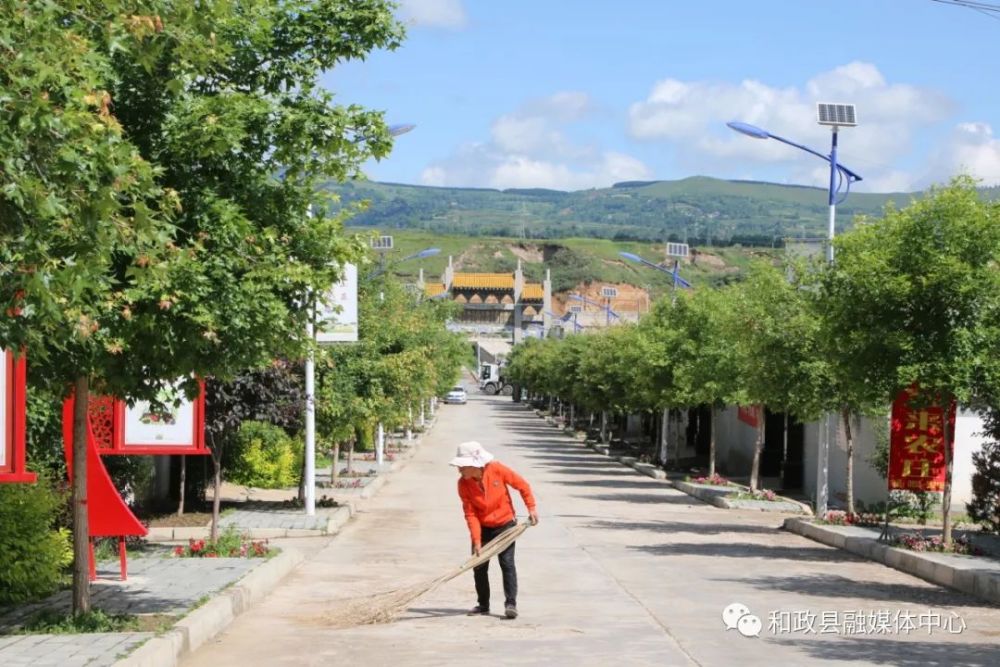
[727,104,861,516]
[366,247,441,280]
[303,122,416,516]
[619,252,691,304]
[726,104,861,263]
[567,293,619,326]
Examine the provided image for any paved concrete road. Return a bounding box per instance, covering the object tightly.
[183,393,1000,667]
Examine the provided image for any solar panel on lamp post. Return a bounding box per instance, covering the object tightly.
[727,105,862,516]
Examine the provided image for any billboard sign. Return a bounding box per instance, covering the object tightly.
[120,379,204,452]
[317,263,358,343]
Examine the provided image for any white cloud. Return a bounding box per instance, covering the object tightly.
[421,92,652,190]
[628,61,955,191]
[397,0,467,29]
[931,122,1000,185]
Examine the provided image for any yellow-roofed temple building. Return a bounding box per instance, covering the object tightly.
[419,258,552,342]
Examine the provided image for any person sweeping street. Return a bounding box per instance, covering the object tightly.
[451,441,538,619]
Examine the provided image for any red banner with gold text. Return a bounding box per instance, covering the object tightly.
[888,386,956,492]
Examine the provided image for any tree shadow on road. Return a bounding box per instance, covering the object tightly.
[577,492,704,505]
[716,572,999,609]
[772,636,999,667]
[545,467,638,477]
[556,478,677,489]
[629,542,860,562]
[584,519,780,535]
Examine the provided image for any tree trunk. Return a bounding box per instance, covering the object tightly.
[843,407,855,515]
[942,397,955,547]
[72,375,91,615]
[177,456,186,517]
[333,442,340,483]
[749,416,765,491]
[601,411,608,444]
[569,404,575,430]
[674,409,685,465]
[211,455,222,542]
[781,413,789,490]
[659,408,670,466]
[709,404,717,478]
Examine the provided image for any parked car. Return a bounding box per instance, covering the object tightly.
[444,386,468,405]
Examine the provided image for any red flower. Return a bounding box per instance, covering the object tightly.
[173,546,185,557]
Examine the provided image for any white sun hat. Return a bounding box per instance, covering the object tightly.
[449,441,495,468]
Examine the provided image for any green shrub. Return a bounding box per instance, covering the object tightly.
[0,478,72,603]
[225,421,301,489]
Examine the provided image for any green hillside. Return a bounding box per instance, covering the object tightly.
[360,229,778,297]
[327,176,922,244]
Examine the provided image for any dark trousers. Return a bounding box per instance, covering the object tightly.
[474,520,518,609]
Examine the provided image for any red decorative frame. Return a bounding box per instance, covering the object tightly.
[64,380,208,455]
[112,379,208,454]
[1,350,36,483]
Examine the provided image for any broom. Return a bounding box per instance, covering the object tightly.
[316,521,530,628]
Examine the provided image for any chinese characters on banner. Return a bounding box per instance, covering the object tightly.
[888,387,956,492]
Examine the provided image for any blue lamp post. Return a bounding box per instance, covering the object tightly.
[726,111,861,263]
[619,252,691,304]
[567,293,619,325]
[727,105,861,516]
[366,247,440,280]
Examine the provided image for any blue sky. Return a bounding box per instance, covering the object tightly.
[323,0,1000,193]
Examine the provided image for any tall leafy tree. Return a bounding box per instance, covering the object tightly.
[820,178,1000,543]
[1,1,405,612]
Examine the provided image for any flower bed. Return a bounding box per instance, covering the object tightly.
[687,473,731,487]
[892,532,983,556]
[172,527,271,558]
[818,510,883,528]
[732,489,778,502]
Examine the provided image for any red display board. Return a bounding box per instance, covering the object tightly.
[889,386,956,492]
[1,349,36,483]
[63,380,208,455]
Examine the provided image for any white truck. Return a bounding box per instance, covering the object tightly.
[479,362,513,396]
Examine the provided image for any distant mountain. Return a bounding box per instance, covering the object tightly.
[325,176,922,245]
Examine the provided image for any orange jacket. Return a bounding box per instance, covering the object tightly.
[458,461,536,547]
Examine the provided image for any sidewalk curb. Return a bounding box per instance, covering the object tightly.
[115,548,306,667]
[145,425,434,542]
[670,479,740,509]
[572,420,809,514]
[783,517,1000,606]
[147,505,355,541]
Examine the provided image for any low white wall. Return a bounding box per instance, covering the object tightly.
[714,406,761,477]
[722,408,990,511]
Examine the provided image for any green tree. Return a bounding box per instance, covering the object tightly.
[731,263,831,491]
[820,178,1000,543]
[1,1,404,613]
[661,286,743,476]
